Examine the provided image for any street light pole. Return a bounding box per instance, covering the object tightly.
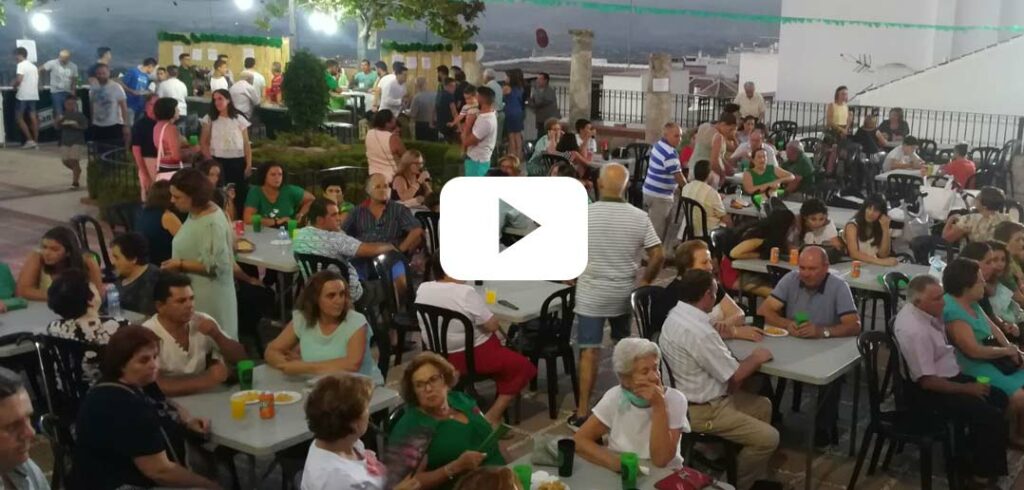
[289,0,298,50]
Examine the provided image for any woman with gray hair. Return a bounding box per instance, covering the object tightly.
[573,338,690,470]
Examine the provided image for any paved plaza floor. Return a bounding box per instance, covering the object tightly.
[1,144,1022,489]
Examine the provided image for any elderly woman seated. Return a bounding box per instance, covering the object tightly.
[301,373,418,490]
[389,352,505,489]
[573,338,690,470]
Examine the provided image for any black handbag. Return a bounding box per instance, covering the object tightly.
[982,336,1019,375]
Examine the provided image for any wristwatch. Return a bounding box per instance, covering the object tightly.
[823,327,832,339]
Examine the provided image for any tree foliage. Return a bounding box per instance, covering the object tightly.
[0,0,42,26]
[257,0,484,45]
[281,49,329,134]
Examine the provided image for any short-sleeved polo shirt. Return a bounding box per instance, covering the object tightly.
[769,271,857,326]
[343,200,421,248]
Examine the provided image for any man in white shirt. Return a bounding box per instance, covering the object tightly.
[883,135,925,171]
[12,47,40,148]
[728,127,778,169]
[156,65,189,130]
[210,59,231,92]
[733,82,766,121]
[241,57,266,96]
[414,255,537,423]
[142,272,247,396]
[41,49,78,118]
[660,269,777,490]
[679,159,731,237]
[229,72,261,120]
[377,63,408,115]
[463,86,499,176]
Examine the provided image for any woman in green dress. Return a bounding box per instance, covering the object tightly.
[741,147,793,196]
[390,352,505,490]
[943,257,1024,443]
[165,168,239,339]
[243,162,315,229]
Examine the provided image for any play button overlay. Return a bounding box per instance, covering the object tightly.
[441,177,588,280]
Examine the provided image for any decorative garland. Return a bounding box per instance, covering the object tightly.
[157,31,284,48]
[486,0,1024,33]
[380,40,478,52]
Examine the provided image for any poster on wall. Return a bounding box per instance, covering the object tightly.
[15,40,37,62]
[406,56,417,69]
[242,47,255,60]
[421,57,431,69]
[207,48,218,61]
[172,45,185,61]
[450,55,462,68]
[392,53,405,65]
[191,48,203,62]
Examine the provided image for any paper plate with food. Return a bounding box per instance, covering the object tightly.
[230,390,262,405]
[763,326,789,337]
[531,472,569,490]
[234,238,255,253]
[274,391,303,405]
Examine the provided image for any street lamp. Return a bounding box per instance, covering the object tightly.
[234,0,254,11]
[30,12,51,33]
[308,10,337,35]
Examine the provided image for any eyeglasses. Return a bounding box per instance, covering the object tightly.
[413,373,444,391]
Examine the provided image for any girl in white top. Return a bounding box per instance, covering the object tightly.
[844,195,898,266]
[200,89,252,212]
[574,339,690,470]
[799,199,844,251]
[366,109,406,183]
[301,374,418,490]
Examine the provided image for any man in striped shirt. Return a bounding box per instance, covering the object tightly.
[569,163,665,430]
[642,122,688,243]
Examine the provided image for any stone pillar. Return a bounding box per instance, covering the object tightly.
[568,29,593,124]
[644,53,672,142]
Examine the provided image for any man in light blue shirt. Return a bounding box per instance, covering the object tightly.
[642,122,687,242]
[352,59,378,92]
[0,367,49,489]
[41,49,78,117]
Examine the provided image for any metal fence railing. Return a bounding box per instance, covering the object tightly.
[569,89,1023,149]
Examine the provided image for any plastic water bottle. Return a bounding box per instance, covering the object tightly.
[928,256,946,279]
[278,228,289,243]
[107,287,122,317]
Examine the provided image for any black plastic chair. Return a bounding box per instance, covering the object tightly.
[885,174,924,210]
[998,140,1019,196]
[35,335,105,490]
[771,121,798,134]
[294,253,352,283]
[540,153,571,174]
[765,265,790,287]
[507,287,578,419]
[628,156,650,208]
[799,137,820,155]
[630,286,665,342]
[1005,200,1024,223]
[674,197,710,243]
[414,211,440,258]
[917,139,939,162]
[624,142,652,173]
[969,146,1000,169]
[663,361,739,486]
[371,251,418,366]
[69,215,115,283]
[413,303,491,399]
[847,331,956,490]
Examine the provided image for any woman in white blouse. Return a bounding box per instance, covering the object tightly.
[200,89,252,214]
[574,338,689,470]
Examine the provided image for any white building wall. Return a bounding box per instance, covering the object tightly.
[856,35,1024,116]
[738,52,779,94]
[1000,0,1024,42]
[952,0,1001,57]
[778,0,942,102]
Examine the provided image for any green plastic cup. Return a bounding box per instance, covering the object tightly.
[251,214,263,233]
[287,219,298,239]
[237,360,254,390]
[794,312,809,326]
[751,193,764,208]
[620,452,638,490]
[977,376,991,385]
[188,135,199,146]
[512,464,532,489]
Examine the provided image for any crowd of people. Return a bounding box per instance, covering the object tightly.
[3,45,1022,490]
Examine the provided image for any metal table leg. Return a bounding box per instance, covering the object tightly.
[247,454,257,489]
[806,391,817,490]
[849,364,861,457]
[278,270,292,321]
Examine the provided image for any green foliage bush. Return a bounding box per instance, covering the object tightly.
[282,50,329,134]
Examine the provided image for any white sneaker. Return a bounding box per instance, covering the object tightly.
[22,140,37,149]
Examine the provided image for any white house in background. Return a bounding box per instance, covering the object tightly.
[735,46,779,95]
[777,0,1024,103]
[856,34,1024,116]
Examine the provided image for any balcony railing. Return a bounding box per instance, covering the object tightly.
[550,88,1023,148]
